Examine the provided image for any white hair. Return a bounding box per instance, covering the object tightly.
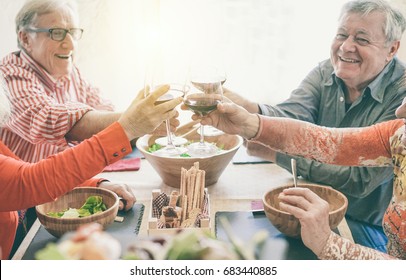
[15,0,79,49]
[0,77,11,127]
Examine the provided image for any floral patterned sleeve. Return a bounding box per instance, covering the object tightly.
[254,116,406,259]
[318,232,397,260]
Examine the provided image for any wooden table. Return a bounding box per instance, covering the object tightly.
[12,156,353,259]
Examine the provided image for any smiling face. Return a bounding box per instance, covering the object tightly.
[330,11,399,90]
[19,9,79,79]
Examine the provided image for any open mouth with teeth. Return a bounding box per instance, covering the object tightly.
[339,56,360,63]
[55,54,72,60]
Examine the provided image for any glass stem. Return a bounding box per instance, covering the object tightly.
[165,119,175,147]
[199,124,205,145]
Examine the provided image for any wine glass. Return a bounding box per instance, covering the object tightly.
[146,83,189,157]
[191,65,226,138]
[184,73,224,157]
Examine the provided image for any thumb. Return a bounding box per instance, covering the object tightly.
[217,102,234,113]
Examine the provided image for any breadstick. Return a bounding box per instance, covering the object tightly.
[188,173,196,214]
[180,167,187,197]
[169,190,178,207]
[200,170,206,209]
[194,172,201,209]
[181,168,188,210]
[182,195,187,221]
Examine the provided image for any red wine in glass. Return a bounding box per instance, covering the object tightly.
[184,78,223,157]
[183,94,221,116]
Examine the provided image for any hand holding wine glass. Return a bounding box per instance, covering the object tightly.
[144,82,189,157]
[184,69,225,157]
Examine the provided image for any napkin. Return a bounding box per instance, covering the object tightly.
[103,157,141,172]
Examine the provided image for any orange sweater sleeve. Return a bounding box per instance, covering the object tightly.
[0,121,131,212]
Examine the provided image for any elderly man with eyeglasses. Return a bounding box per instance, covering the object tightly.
[223,0,406,253]
[0,0,174,258]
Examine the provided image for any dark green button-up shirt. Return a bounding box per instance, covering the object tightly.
[259,57,406,226]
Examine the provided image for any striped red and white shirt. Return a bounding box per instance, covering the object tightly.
[0,50,114,162]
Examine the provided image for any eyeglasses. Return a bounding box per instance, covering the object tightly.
[26,28,84,41]
[334,33,386,47]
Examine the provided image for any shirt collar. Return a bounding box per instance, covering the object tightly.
[367,59,395,103]
[328,59,396,103]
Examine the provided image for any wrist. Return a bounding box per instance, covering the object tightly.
[117,120,139,141]
[314,231,333,258]
[246,101,261,114]
[244,114,261,139]
[96,179,109,187]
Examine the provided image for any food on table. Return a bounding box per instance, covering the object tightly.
[35,223,121,260]
[46,195,107,218]
[147,142,224,157]
[35,221,268,260]
[155,162,208,229]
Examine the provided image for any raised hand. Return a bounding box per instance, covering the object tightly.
[191,102,260,140]
[118,85,183,141]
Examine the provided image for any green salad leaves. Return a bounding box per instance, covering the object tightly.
[47,195,107,218]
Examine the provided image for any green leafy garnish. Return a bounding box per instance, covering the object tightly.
[148,143,162,153]
[46,195,107,218]
[46,211,65,218]
[79,195,106,216]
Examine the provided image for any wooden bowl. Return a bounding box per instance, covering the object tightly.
[136,123,243,188]
[262,183,348,238]
[35,187,119,238]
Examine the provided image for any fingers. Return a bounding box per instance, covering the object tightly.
[278,187,317,211]
[145,84,170,103]
[167,117,180,132]
[118,199,127,211]
[278,187,330,217]
[278,190,315,217]
[180,103,188,111]
[145,84,183,112]
[282,187,324,204]
[162,98,183,110]
[221,95,233,103]
[279,201,307,218]
[216,102,227,112]
[119,189,136,211]
[100,182,136,212]
[136,86,149,102]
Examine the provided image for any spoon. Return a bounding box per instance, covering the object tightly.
[291,158,298,188]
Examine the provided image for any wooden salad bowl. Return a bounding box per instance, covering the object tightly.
[35,187,119,237]
[136,121,243,188]
[262,183,348,238]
